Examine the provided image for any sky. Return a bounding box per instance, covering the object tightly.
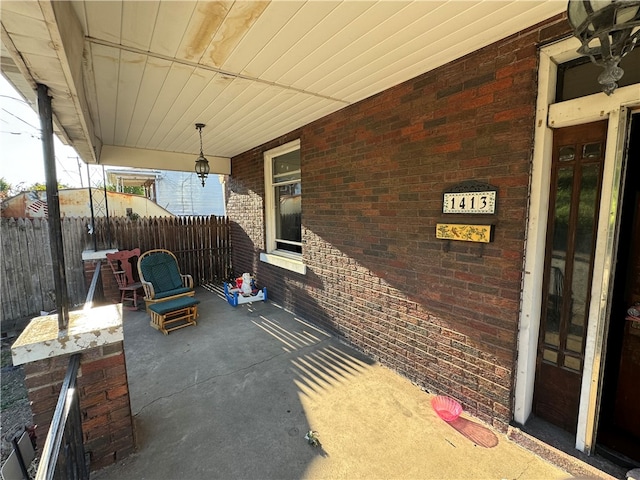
[0,75,84,190]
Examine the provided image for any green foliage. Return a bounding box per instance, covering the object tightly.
[106,184,145,195]
[20,181,71,192]
[552,165,600,255]
[0,179,71,197]
[0,177,11,194]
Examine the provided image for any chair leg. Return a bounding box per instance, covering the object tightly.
[119,288,138,311]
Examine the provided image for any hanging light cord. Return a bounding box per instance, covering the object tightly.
[198,125,204,156]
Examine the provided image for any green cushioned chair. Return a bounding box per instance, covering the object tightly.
[137,249,195,312]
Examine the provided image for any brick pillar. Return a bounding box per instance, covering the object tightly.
[82,249,120,305]
[78,342,134,469]
[12,304,134,472]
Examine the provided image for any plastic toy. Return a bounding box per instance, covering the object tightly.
[223,273,267,307]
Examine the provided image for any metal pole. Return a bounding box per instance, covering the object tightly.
[87,163,97,252]
[37,83,70,330]
[101,165,112,248]
[75,157,84,188]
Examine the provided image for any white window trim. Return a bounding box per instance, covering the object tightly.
[515,35,640,454]
[259,252,306,275]
[262,139,306,275]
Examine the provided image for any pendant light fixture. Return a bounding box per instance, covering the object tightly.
[567,0,640,95]
[194,123,210,187]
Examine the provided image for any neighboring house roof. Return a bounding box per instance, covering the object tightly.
[0,188,174,219]
[106,169,161,188]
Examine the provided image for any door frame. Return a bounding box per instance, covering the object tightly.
[515,36,640,454]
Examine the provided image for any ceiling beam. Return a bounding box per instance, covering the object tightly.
[85,36,350,105]
[44,1,99,163]
[100,145,230,175]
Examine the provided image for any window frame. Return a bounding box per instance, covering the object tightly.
[261,139,306,275]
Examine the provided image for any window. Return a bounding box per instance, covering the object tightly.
[556,47,640,102]
[261,140,305,274]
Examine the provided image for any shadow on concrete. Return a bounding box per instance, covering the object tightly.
[448,417,499,448]
[91,288,577,480]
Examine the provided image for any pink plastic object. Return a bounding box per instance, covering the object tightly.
[431,395,463,422]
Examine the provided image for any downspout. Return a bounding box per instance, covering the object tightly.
[37,83,70,330]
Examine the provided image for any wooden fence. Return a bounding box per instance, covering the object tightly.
[1,216,232,324]
[1,217,87,323]
[92,216,233,285]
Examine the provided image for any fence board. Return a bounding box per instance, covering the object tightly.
[34,218,55,313]
[22,217,40,315]
[0,222,10,320]
[62,218,88,308]
[30,219,48,313]
[2,218,19,320]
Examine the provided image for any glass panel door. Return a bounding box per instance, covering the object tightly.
[534,121,607,433]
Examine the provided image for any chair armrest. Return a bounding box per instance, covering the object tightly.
[181,274,194,289]
[140,279,156,299]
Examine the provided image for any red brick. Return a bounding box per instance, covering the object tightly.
[82,375,126,396]
[109,405,132,422]
[83,395,127,420]
[106,384,129,400]
[81,352,125,375]
[82,413,109,432]
[80,391,107,408]
[493,105,534,122]
[77,368,105,387]
[24,370,66,389]
[103,342,124,356]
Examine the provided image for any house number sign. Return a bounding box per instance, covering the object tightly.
[442,180,498,214]
[443,191,496,214]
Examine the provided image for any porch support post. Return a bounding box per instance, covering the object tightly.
[37,83,70,330]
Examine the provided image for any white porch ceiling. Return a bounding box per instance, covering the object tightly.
[0,1,566,174]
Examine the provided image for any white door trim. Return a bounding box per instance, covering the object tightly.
[515,36,640,453]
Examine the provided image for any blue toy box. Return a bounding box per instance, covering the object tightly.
[223,275,267,307]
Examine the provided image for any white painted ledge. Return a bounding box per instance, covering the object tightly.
[260,252,307,275]
[82,249,118,261]
[11,304,123,366]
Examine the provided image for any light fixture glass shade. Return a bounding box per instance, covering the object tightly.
[567,0,640,95]
[194,123,210,187]
[195,155,210,186]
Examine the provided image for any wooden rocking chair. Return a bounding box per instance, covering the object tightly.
[106,249,144,310]
[137,249,195,312]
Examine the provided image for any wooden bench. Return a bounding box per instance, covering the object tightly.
[148,297,200,335]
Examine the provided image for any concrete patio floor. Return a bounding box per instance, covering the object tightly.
[92,287,609,480]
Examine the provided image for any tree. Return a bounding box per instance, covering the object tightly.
[105,184,145,196]
[0,177,11,200]
[16,181,71,192]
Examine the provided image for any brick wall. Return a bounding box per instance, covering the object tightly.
[23,342,134,471]
[227,15,570,430]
